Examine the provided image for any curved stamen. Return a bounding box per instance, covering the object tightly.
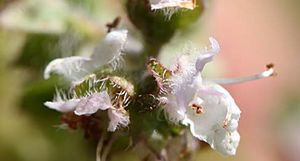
[210,64,276,85]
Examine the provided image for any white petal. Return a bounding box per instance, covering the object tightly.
[107,109,129,132]
[195,37,220,72]
[44,99,80,113]
[44,30,128,81]
[171,54,197,93]
[160,96,186,122]
[171,37,219,89]
[44,56,93,81]
[165,74,202,123]
[207,129,240,156]
[74,91,112,116]
[164,95,186,122]
[164,75,202,123]
[183,82,241,155]
[91,30,128,69]
[183,92,227,140]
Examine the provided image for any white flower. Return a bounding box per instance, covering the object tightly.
[44,29,128,81]
[44,90,129,132]
[162,37,275,155]
[149,0,196,18]
[181,78,241,155]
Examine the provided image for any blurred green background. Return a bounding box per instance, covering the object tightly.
[0,0,300,161]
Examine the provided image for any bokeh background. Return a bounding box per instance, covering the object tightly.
[0,0,300,161]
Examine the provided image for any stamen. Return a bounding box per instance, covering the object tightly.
[191,104,204,114]
[210,64,276,85]
[223,119,229,129]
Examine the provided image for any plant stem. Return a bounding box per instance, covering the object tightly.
[101,134,116,161]
[96,132,106,161]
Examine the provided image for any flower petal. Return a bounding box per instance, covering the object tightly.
[44,99,80,113]
[107,108,130,132]
[44,56,93,81]
[164,74,202,123]
[163,95,186,122]
[74,91,112,116]
[172,54,197,88]
[183,91,227,140]
[44,30,128,81]
[91,30,128,69]
[182,82,241,155]
[195,37,220,72]
[207,129,240,156]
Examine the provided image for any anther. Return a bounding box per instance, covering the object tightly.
[266,63,274,69]
[223,119,229,129]
[191,104,204,114]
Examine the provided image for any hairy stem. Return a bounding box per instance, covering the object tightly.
[101,134,116,161]
[96,132,106,161]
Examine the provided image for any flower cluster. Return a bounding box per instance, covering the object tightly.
[44,30,133,132]
[149,38,274,155]
[44,29,275,157]
[43,1,275,159]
